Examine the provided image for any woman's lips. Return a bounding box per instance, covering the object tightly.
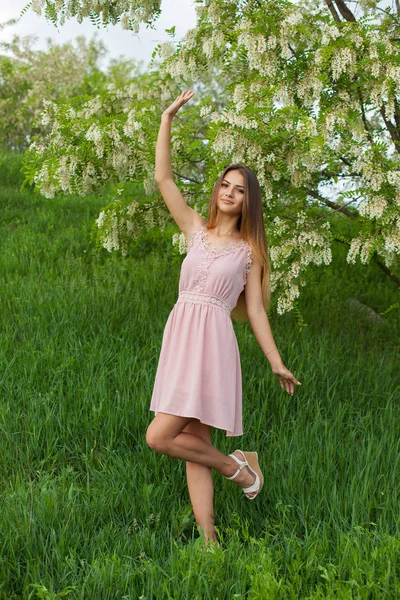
[222,199,233,204]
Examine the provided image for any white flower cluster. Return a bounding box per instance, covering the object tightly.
[199,105,213,118]
[96,211,105,228]
[351,152,393,196]
[219,110,258,130]
[384,230,400,266]
[246,140,264,162]
[320,23,341,46]
[212,129,236,155]
[268,219,333,313]
[172,232,187,254]
[331,48,357,81]
[143,175,157,195]
[97,206,123,253]
[28,141,46,154]
[40,99,58,126]
[359,238,375,264]
[295,211,308,225]
[96,198,168,256]
[350,33,364,49]
[123,108,143,138]
[386,65,400,95]
[233,84,248,113]
[237,30,273,74]
[164,52,194,79]
[184,29,197,51]
[295,116,318,137]
[56,155,74,192]
[276,282,301,315]
[207,1,221,26]
[347,235,380,265]
[272,84,295,106]
[370,80,390,109]
[384,96,395,122]
[79,96,103,119]
[273,216,290,235]
[33,162,56,198]
[203,31,225,59]
[85,123,102,143]
[387,171,400,194]
[296,74,324,106]
[159,42,175,60]
[359,195,388,219]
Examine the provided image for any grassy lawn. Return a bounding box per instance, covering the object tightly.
[0,153,399,598]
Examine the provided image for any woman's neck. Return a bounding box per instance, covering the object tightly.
[209,215,241,238]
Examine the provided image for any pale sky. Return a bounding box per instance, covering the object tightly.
[0,0,197,70]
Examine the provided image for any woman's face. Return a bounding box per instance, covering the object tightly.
[216,169,245,217]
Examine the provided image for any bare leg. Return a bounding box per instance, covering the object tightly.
[182,421,216,543]
[146,413,258,497]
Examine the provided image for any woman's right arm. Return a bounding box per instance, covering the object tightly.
[155,90,204,238]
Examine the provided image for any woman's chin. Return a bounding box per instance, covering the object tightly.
[217,203,239,214]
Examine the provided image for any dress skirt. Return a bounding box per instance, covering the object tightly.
[150,299,243,437]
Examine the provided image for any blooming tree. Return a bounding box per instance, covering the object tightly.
[0,21,147,153]
[23,0,400,314]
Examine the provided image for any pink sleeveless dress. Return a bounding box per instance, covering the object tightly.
[149,223,253,437]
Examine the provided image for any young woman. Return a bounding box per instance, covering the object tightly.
[146,90,302,547]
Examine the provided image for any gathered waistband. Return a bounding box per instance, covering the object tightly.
[176,290,232,315]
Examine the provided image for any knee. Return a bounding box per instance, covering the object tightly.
[145,427,167,453]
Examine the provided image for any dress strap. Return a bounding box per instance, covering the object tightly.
[243,243,253,282]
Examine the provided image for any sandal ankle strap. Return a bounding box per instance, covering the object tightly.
[225,451,248,481]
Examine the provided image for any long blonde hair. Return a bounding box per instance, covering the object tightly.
[207,163,271,322]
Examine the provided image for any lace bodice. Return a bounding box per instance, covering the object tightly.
[178,224,253,312]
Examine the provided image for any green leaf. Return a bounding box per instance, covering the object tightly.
[165,26,176,37]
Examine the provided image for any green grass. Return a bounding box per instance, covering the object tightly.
[0,152,399,598]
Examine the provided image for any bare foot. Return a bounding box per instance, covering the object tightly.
[227,451,257,499]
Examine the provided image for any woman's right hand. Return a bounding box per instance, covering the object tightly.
[162,89,194,120]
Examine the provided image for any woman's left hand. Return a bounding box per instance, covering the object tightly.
[271,364,302,396]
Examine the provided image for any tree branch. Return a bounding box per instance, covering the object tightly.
[172,170,201,184]
[394,97,400,133]
[305,187,357,218]
[355,74,400,153]
[324,0,342,22]
[374,259,400,287]
[339,155,352,168]
[357,88,375,146]
[319,166,361,179]
[333,0,356,21]
[379,106,400,153]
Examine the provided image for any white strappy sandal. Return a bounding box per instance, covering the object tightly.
[225,450,264,500]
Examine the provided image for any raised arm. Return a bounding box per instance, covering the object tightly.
[155,90,204,238]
